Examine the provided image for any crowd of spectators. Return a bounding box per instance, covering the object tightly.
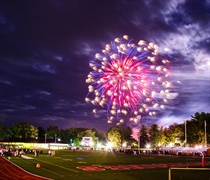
[0,145,43,157]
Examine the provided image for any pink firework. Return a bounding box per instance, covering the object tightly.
[85,35,173,124]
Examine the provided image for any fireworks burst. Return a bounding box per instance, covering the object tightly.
[85,35,175,124]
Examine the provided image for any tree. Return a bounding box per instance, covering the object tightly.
[9,124,22,138]
[149,124,161,148]
[108,127,121,148]
[92,128,106,141]
[37,127,46,139]
[159,126,166,146]
[9,122,38,139]
[73,138,80,146]
[61,127,89,144]
[163,124,182,146]
[191,112,210,144]
[68,128,80,143]
[58,129,68,143]
[139,124,149,148]
[179,112,210,146]
[0,125,9,140]
[185,119,200,145]
[27,123,38,138]
[46,125,59,139]
[77,129,98,143]
[119,125,133,145]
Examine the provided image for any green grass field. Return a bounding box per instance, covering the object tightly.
[8,150,210,180]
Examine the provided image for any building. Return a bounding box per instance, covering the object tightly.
[81,137,93,147]
[0,138,68,150]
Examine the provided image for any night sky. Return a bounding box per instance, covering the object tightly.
[0,0,210,131]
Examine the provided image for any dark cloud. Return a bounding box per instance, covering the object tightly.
[183,0,210,23]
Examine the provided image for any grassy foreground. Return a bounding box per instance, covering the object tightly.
[7,150,210,180]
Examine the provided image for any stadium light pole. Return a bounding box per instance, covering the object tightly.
[45,133,47,143]
[138,130,141,150]
[55,134,57,143]
[185,120,187,146]
[137,115,141,150]
[204,120,207,147]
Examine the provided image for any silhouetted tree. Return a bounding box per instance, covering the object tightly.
[46,125,59,139]
[38,126,46,139]
[149,124,161,148]
[139,124,149,148]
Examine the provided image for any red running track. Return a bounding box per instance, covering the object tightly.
[0,156,51,180]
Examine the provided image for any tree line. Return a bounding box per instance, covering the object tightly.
[0,112,209,149]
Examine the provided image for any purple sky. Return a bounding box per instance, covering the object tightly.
[0,0,210,131]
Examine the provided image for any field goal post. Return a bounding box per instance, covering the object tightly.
[168,167,210,180]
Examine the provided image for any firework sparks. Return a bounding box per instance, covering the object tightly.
[86,35,175,124]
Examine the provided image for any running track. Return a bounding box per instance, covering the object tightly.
[0,156,50,180]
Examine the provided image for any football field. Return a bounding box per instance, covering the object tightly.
[7,150,210,180]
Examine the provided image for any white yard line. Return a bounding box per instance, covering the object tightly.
[21,155,34,159]
[37,159,79,173]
